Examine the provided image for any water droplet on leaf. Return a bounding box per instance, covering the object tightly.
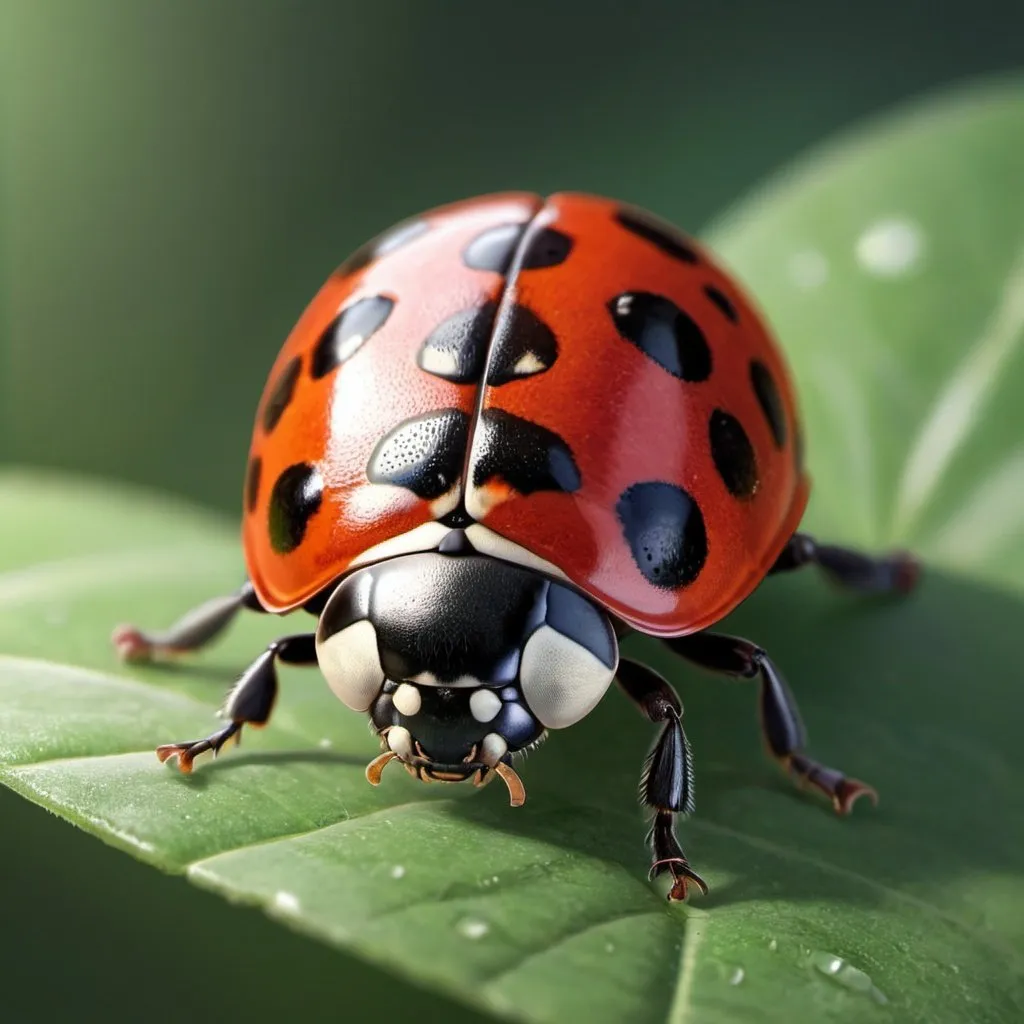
[457,917,489,940]
[273,891,300,913]
[729,967,745,985]
[811,951,888,1004]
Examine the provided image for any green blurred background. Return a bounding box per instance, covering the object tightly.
[3,1,1024,1020]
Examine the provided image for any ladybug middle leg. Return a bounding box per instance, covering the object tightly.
[616,659,708,902]
[768,532,919,594]
[665,632,876,815]
[112,580,267,662]
[154,633,317,773]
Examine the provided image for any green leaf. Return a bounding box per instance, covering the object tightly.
[4,76,1024,1022]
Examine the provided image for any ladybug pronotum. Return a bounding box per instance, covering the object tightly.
[113,192,919,900]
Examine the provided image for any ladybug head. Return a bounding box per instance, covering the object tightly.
[314,533,619,804]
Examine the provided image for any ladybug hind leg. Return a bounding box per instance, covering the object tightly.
[616,659,708,902]
[667,632,876,815]
[769,532,920,595]
[112,580,267,663]
[156,633,317,773]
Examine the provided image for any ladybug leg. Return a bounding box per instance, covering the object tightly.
[666,632,876,815]
[156,633,316,773]
[768,532,919,595]
[112,581,266,662]
[616,658,708,902]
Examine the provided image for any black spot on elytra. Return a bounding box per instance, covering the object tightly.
[750,359,787,448]
[615,208,699,263]
[464,223,573,274]
[521,227,573,269]
[704,285,738,323]
[312,295,394,379]
[487,305,558,385]
[473,409,580,495]
[245,457,261,513]
[261,356,302,433]
[617,481,707,589]
[609,292,712,382]
[337,218,430,277]
[709,409,759,499]
[417,303,497,383]
[268,462,323,554]
[368,409,470,500]
[463,224,527,274]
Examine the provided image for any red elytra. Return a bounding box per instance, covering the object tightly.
[242,191,808,635]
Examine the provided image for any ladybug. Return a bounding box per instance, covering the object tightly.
[113,192,919,900]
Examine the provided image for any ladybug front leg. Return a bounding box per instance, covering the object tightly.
[112,580,266,662]
[769,532,919,595]
[156,633,316,772]
[667,632,876,815]
[616,659,708,902]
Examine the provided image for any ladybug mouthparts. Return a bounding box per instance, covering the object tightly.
[364,743,526,807]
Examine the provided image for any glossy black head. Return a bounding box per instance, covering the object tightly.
[314,532,618,799]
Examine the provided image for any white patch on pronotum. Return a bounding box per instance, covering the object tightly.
[469,688,502,723]
[348,520,452,571]
[315,619,384,712]
[519,625,615,729]
[392,683,422,717]
[412,671,481,689]
[463,524,569,580]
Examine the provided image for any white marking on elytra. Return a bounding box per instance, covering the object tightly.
[392,683,422,717]
[429,481,462,519]
[856,217,923,277]
[512,351,546,375]
[334,327,367,363]
[419,347,460,377]
[469,688,502,723]
[893,242,1024,536]
[520,625,615,729]
[464,480,507,518]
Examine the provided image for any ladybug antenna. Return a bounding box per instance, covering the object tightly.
[493,761,527,807]
[365,750,398,785]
